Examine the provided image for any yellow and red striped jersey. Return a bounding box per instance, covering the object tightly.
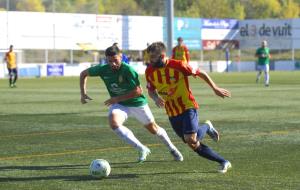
[171,45,190,63]
[145,59,199,117]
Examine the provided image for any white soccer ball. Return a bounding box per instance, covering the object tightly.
[89,159,111,178]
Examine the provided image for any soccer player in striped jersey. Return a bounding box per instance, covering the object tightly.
[145,42,232,173]
[80,45,183,163]
[171,37,190,64]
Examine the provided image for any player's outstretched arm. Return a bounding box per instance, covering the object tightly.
[80,69,93,104]
[104,86,143,106]
[148,89,165,108]
[4,53,8,63]
[197,70,231,98]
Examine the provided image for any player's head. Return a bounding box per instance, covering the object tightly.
[105,45,122,70]
[177,37,183,46]
[147,42,167,68]
[261,40,267,48]
[9,45,13,51]
[112,42,119,47]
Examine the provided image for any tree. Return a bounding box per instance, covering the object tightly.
[2,0,298,19]
[280,0,299,18]
[174,0,194,17]
[187,0,233,18]
[16,0,45,12]
[134,0,164,16]
[242,0,282,19]
[101,0,142,15]
[228,0,245,19]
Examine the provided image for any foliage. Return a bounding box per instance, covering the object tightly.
[0,0,299,19]
[243,0,282,19]
[279,0,300,18]
[101,0,142,15]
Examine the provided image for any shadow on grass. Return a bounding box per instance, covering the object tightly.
[0,164,138,182]
[0,162,216,182]
[0,164,88,171]
[0,112,98,117]
[0,170,213,182]
[110,160,172,169]
[0,174,138,182]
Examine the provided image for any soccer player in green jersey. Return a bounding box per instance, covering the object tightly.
[255,40,271,87]
[80,45,183,163]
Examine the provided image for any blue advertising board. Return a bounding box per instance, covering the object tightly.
[19,66,41,78]
[202,19,238,29]
[164,17,202,50]
[47,64,64,76]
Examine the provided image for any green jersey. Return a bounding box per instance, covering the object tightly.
[88,63,147,107]
[256,47,270,65]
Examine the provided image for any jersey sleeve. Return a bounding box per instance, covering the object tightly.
[184,46,190,62]
[145,67,156,91]
[171,47,176,59]
[169,59,200,76]
[88,64,103,76]
[255,48,259,56]
[125,66,140,89]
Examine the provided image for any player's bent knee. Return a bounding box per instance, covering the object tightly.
[184,133,197,143]
[110,124,119,130]
[187,143,199,150]
[184,136,197,145]
[109,118,119,129]
[109,113,126,129]
[144,122,158,134]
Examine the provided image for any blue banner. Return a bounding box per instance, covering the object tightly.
[164,17,202,50]
[202,19,238,29]
[19,66,41,78]
[47,64,64,76]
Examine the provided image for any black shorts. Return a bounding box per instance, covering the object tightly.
[8,68,17,75]
[169,108,199,141]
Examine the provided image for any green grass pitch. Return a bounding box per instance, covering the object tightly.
[0,72,299,190]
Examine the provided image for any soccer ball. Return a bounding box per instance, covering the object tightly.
[89,159,111,178]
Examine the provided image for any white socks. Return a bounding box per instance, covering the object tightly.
[155,126,177,151]
[113,126,145,151]
[257,71,269,85]
[256,71,262,81]
[113,125,177,152]
[265,71,270,85]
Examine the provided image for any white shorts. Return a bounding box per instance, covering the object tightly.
[108,104,155,125]
[257,64,269,72]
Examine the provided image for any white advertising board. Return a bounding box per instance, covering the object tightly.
[291,19,300,49]
[0,12,8,49]
[201,29,239,40]
[95,14,123,49]
[239,19,293,49]
[124,16,163,50]
[1,12,124,50]
[7,12,54,49]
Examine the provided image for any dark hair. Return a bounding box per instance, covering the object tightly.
[177,37,183,41]
[105,45,120,56]
[147,42,166,54]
